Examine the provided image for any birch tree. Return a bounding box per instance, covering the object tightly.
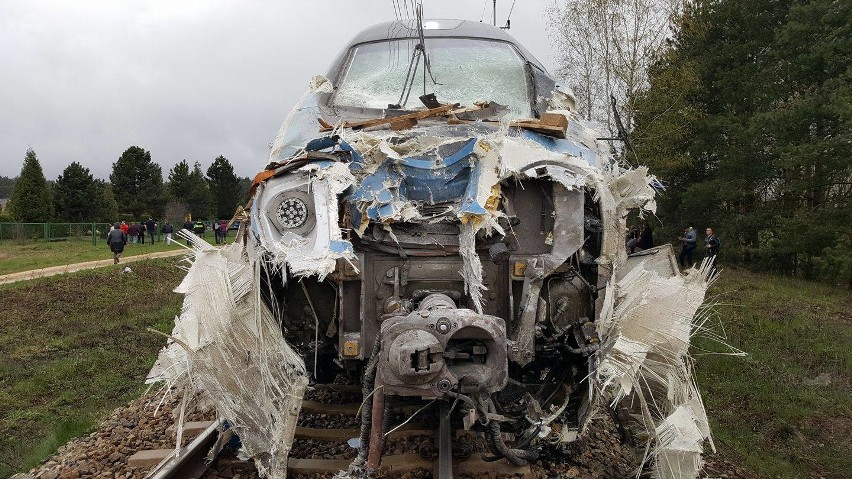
[548,0,681,133]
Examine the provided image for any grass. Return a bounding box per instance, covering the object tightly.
[695,267,852,479]
[0,253,848,478]
[0,233,225,276]
[0,259,184,477]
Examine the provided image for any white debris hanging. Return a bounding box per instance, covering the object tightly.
[167,232,308,479]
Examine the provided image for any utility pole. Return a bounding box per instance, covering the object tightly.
[493,0,497,26]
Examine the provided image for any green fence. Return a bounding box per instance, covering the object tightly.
[0,223,116,245]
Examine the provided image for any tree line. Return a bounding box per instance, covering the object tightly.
[2,146,253,224]
[551,0,851,285]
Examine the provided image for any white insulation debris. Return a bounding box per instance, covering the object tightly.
[165,232,308,479]
[595,257,717,479]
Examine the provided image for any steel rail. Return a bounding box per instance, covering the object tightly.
[144,419,221,479]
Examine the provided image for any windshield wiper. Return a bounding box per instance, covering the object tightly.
[389,3,439,110]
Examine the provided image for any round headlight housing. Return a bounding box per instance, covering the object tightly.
[266,189,315,235]
[277,197,309,228]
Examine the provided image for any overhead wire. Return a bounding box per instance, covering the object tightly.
[507,0,517,24]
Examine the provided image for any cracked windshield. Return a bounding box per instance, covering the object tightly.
[334,37,531,116]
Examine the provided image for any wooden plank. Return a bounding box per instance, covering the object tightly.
[455,455,532,476]
[380,453,432,472]
[540,112,569,128]
[317,117,334,130]
[390,117,418,131]
[287,458,352,475]
[301,400,359,416]
[509,121,567,139]
[182,420,215,438]
[128,449,172,468]
[319,104,456,132]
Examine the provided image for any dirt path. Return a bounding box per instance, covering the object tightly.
[0,249,188,285]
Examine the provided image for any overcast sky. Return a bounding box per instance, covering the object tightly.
[0,0,558,182]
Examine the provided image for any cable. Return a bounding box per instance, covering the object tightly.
[507,0,517,22]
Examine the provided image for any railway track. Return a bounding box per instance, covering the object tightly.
[140,384,531,479]
[14,383,647,479]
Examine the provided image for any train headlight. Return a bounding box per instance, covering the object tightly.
[277,197,309,228]
[266,189,315,235]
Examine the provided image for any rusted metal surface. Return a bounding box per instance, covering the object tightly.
[366,383,386,471]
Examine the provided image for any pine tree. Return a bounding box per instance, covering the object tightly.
[0,176,15,199]
[206,155,242,219]
[168,160,192,202]
[10,148,53,222]
[92,182,119,223]
[186,162,213,219]
[53,162,99,222]
[632,0,852,281]
[109,146,166,218]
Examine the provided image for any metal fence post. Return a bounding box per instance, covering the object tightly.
[92,222,96,246]
[44,223,49,242]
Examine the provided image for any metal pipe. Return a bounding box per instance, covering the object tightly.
[437,402,454,479]
[493,0,497,26]
[366,380,386,470]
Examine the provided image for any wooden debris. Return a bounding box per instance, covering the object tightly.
[317,105,570,139]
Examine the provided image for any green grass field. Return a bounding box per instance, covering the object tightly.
[0,259,184,477]
[0,235,217,276]
[696,268,852,479]
[0,255,848,478]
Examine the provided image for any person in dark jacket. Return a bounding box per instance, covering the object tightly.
[704,227,721,277]
[162,221,174,245]
[137,221,146,244]
[146,218,156,243]
[107,222,127,264]
[183,220,194,245]
[638,223,654,251]
[704,228,720,258]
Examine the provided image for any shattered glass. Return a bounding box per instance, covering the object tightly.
[333,38,532,116]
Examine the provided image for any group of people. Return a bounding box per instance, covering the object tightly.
[105,218,177,264]
[116,219,158,245]
[625,223,721,271]
[678,226,721,269]
[180,219,230,245]
[626,223,654,254]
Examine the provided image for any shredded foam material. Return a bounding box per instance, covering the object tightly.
[162,232,308,478]
[594,258,717,479]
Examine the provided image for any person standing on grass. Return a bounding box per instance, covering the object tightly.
[146,217,156,244]
[107,222,127,264]
[213,219,221,244]
[162,221,174,245]
[220,219,228,243]
[678,226,697,268]
[127,222,139,244]
[137,221,146,244]
[183,219,194,245]
[120,220,129,236]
